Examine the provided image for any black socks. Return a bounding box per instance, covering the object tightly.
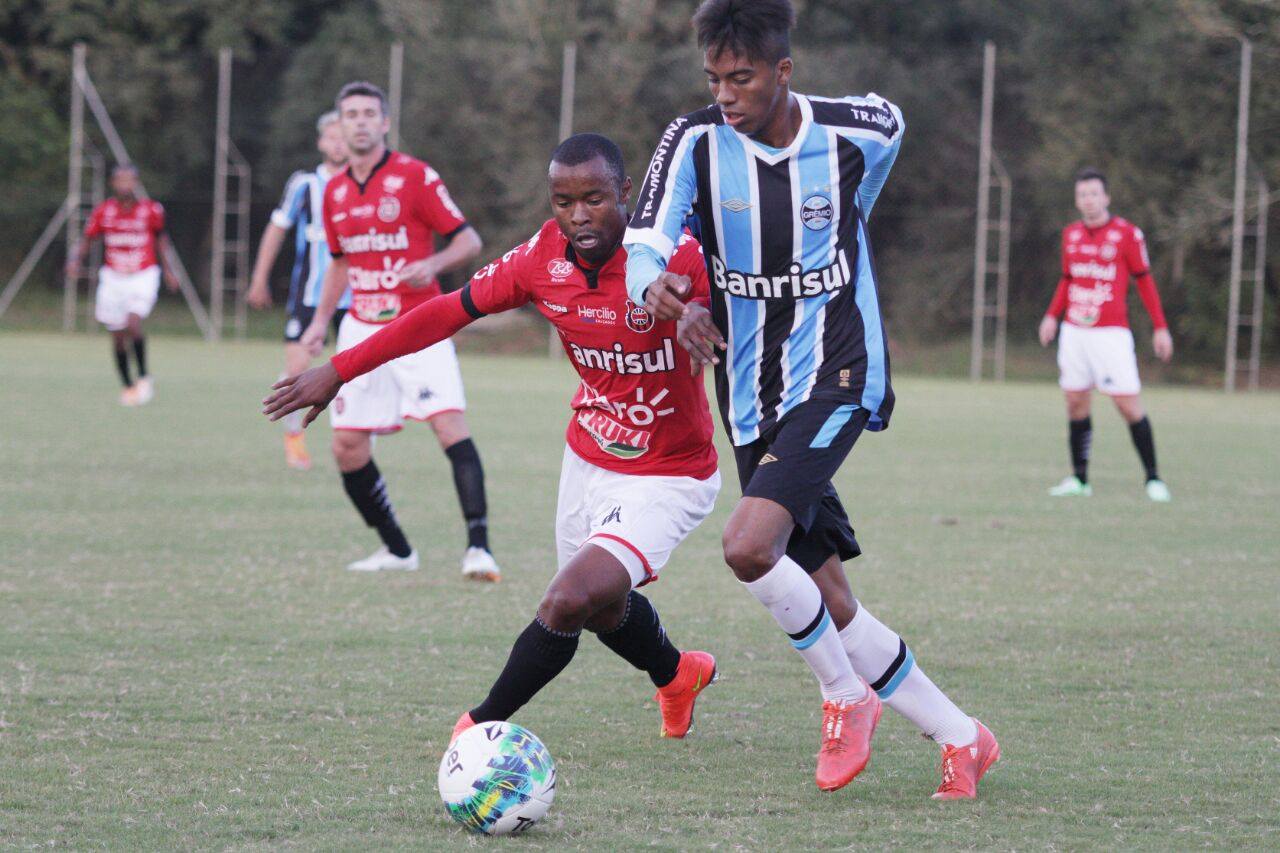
[341,460,412,557]
[1129,416,1159,482]
[445,438,489,550]
[133,336,148,378]
[1069,416,1092,483]
[470,618,579,723]
[594,592,681,688]
[114,347,132,387]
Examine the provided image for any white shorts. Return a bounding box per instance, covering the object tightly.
[330,314,466,433]
[94,266,160,331]
[555,446,720,588]
[1057,323,1141,396]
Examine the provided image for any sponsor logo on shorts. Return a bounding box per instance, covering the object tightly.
[601,506,622,525]
[335,396,345,414]
[758,453,779,466]
[801,195,834,231]
[417,387,435,401]
[839,368,851,389]
[624,300,653,333]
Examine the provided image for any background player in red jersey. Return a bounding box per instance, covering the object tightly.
[65,164,179,407]
[263,133,721,742]
[301,81,498,577]
[1039,168,1173,502]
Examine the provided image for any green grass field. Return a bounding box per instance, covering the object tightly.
[2,331,1277,850]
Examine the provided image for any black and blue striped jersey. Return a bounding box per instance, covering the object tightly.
[270,164,350,311]
[625,93,903,446]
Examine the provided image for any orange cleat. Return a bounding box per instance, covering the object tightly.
[815,682,882,791]
[654,650,717,738]
[119,385,141,407]
[932,718,999,800]
[451,711,476,743]
[284,432,312,470]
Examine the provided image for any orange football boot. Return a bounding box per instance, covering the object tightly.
[284,432,312,470]
[932,718,999,800]
[654,650,717,738]
[451,711,476,743]
[815,681,882,791]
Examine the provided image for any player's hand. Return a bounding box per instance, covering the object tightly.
[1153,328,1173,362]
[300,321,327,357]
[643,273,693,322]
[397,258,440,288]
[677,302,726,374]
[1038,315,1058,347]
[247,277,272,309]
[262,362,344,428]
[163,269,180,292]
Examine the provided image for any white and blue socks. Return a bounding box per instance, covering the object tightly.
[839,603,976,745]
[744,556,866,703]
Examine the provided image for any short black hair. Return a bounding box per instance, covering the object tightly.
[1075,167,1108,191]
[550,133,626,189]
[693,0,795,64]
[335,81,388,114]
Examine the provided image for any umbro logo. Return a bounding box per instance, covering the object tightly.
[759,453,779,466]
[721,198,752,213]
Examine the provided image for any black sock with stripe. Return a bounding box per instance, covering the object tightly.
[1128,416,1159,481]
[445,439,489,550]
[470,618,579,723]
[593,591,681,688]
[1069,417,1092,483]
[341,460,412,558]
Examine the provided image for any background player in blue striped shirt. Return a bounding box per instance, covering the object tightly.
[248,111,351,470]
[626,0,998,798]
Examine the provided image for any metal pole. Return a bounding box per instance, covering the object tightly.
[993,155,1012,382]
[550,40,578,358]
[0,203,70,319]
[1247,177,1267,390]
[388,42,404,149]
[970,41,995,381]
[1225,37,1251,391]
[211,47,232,342]
[64,43,86,332]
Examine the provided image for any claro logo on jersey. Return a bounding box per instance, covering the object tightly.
[568,338,676,374]
[1069,261,1117,281]
[337,226,410,254]
[575,382,676,460]
[711,250,852,299]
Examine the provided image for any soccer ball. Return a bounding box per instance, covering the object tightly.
[437,721,556,835]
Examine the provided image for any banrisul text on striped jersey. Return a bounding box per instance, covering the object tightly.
[710,250,852,300]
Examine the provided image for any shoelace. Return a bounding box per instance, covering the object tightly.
[820,703,849,753]
[937,747,962,792]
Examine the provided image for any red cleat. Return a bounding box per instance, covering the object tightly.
[654,650,717,738]
[451,711,476,743]
[932,718,1000,800]
[815,682,882,791]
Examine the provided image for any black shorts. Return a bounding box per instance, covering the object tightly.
[733,398,868,573]
[284,305,346,344]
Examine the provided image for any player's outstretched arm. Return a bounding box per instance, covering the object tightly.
[262,362,343,428]
[248,223,288,309]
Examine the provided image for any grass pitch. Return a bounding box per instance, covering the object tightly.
[1,331,1277,849]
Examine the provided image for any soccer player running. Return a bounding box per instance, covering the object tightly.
[247,110,350,471]
[627,0,997,798]
[65,163,179,406]
[299,81,499,580]
[1039,168,1173,502]
[264,133,721,742]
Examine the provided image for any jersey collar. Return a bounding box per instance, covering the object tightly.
[564,240,624,290]
[734,93,812,166]
[347,148,392,195]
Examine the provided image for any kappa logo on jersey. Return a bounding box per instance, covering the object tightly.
[801,195,834,231]
[338,226,410,254]
[541,299,568,313]
[350,204,375,219]
[568,338,677,374]
[575,382,676,459]
[624,300,653,333]
[577,304,617,325]
[382,174,405,193]
[377,196,401,223]
[547,259,574,280]
[710,251,852,300]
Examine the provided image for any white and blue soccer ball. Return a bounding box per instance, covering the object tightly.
[437,721,556,835]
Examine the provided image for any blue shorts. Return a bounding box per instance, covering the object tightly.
[284,304,345,344]
[733,398,866,573]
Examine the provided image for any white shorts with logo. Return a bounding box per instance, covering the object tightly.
[555,445,720,588]
[94,266,161,331]
[1057,323,1142,396]
[331,314,466,433]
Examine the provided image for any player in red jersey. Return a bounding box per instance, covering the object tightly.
[264,133,721,740]
[65,164,179,406]
[300,81,498,577]
[1039,168,1173,502]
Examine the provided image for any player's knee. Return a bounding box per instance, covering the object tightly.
[538,586,594,634]
[722,527,782,582]
[331,432,370,471]
[582,595,628,634]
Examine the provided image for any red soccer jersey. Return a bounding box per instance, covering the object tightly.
[83,198,165,274]
[1047,216,1167,330]
[322,150,469,324]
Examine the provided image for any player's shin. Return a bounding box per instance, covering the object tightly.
[114,344,132,388]
[743,556,865,702]
[592,590,681,688]
[1128,416,1159,482]
[839,603,977,746]
[468,618,580,723]
[340,460,412,557]
[132,335,148,379]
[445,438,489,551]
[1069,416,1092,484]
